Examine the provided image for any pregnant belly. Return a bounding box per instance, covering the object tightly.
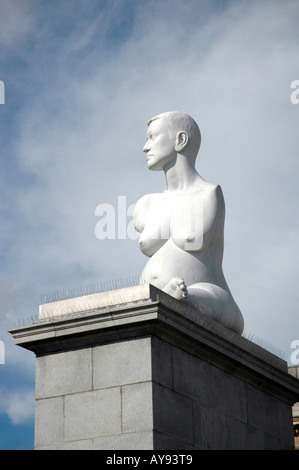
[140,239,209,287]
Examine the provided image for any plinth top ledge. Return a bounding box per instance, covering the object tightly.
[39,283,153,319]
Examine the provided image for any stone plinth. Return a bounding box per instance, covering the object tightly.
[10,284,299,450]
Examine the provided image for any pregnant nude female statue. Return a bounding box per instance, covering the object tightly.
[133,112,244,334]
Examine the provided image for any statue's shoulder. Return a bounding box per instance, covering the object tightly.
[194,182,225,216]
[199,180,221,190]
[207,183,225,205]
[194,180,224,199]
[208,182,224,199]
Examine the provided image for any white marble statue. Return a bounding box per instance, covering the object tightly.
[133,112,244,334]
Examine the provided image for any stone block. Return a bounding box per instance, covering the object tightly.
[64,388,121,441]
[193,402,232,449]
[151,336,173,388]
[153,383,193,445]
[93,338,152,389]
[35,397,63,448]
[93,431,153,450]
[153,431,197,450]
[122,382,153,433]
[37,439,93,450]
[229,418,265,450]
[246,384,279,435]
[172,346,212,404]
[36,348,92,399]
[211,366,247,422]
[56,440,92,450]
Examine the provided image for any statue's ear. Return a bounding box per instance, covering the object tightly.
[175,131,188,152]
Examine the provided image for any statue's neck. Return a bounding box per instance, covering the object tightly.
[164,156,200,192]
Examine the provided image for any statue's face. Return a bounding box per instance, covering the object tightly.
[143,119,176,171]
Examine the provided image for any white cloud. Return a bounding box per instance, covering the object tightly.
[0,388,35,425]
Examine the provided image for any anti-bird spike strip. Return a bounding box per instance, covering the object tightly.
[40,275,143,304]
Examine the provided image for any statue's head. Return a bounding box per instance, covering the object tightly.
[143,111,201,171]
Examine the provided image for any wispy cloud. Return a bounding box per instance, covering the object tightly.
[1,0,298,380]
[0,0,37,55]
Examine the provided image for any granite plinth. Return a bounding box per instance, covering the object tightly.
[10,284,299,450]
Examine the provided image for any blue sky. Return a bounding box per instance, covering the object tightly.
[0,0,298,449]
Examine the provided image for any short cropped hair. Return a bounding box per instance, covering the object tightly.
[148,111,201,165]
